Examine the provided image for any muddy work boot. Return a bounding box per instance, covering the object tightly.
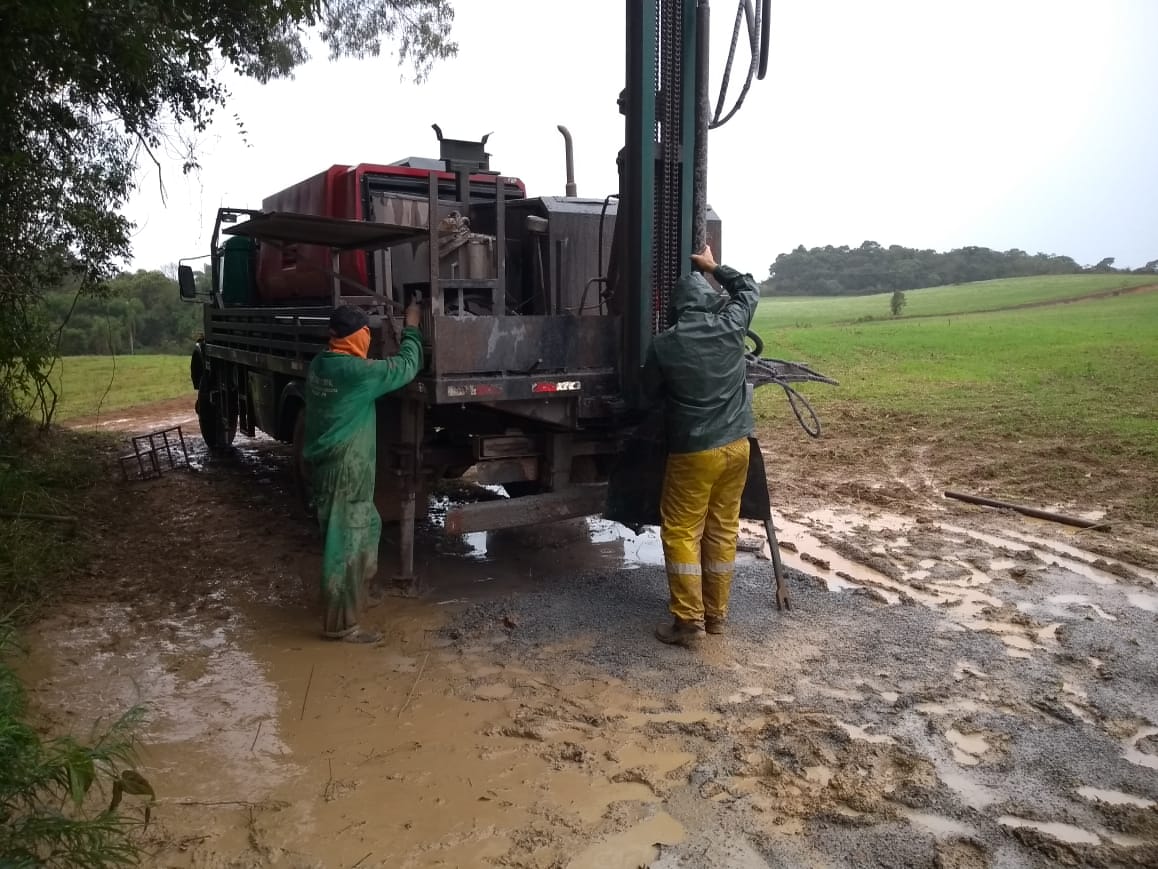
[322,625,383,644]
[704,615,725,635]
[655,618,702,647]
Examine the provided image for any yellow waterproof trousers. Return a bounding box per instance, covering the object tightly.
[660,437,750,623]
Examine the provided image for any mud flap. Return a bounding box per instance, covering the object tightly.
[604,420,773,529]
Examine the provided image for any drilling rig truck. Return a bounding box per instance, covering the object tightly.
[178,1,831,597]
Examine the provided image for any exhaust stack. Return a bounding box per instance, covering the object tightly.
[557,125,577,197]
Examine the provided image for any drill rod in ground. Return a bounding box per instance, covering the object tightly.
[763,517,790,611]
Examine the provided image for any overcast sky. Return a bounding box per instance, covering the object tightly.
[122,0,1158,277]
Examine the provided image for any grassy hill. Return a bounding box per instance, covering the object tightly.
[754,274,1157,328]
[750,275,1158,517]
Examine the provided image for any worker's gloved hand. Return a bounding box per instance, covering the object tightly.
[404,300,422,329]
[690,245,718,274]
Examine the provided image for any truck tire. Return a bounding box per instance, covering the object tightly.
[197,374,237,450]
[291,407,316,519]
[189,342,204,390]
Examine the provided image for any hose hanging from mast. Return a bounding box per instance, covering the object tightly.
[693,0,771,251]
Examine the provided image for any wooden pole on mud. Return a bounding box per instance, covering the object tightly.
[943,490,1110,532]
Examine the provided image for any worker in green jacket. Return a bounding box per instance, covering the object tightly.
[303,303,423,643]
[643,246,760,646]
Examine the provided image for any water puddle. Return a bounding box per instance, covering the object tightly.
[938,766,1000,809]
[549,774,660,824]
[1004,529,1158,585]
[901,810,977,839]
[997,816,1100,845]
[836,721,895,745]
[1122,726,1158,771]
[1077,787,1155,808]
[999,634,1038,653]
[587,518,665,568]
[946,728,989,765]
[803,507,910,534]
[939,524,1127,587]
[1046,594,1118,622]
[566,810,686,869]
[744,517,895,595]
[1126,592,1158,613]
[20,603,293,801]
[614,744,698,776]
[916,699,983,715]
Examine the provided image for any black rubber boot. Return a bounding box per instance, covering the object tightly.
[655,618,702,647]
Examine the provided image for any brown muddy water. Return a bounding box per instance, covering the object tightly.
[22,424,1158,868]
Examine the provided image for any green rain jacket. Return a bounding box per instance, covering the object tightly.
[642,264,760,455]
[302,326,423,634]
[303,326,424,472]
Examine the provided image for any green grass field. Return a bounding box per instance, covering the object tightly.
[38,277,1158,471]
[45,355,189,422]
[755,273,1156,328]
[752,278,1158,462]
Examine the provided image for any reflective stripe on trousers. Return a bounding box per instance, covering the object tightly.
[660,436,750,622]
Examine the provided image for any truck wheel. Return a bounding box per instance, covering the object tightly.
[190,343,204,390]
[291,408,316,519]
[197,375,237,450]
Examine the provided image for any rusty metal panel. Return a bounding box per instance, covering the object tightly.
[444,484,607,535]
[431,315,619,376]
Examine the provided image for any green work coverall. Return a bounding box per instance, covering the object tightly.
[642,265,760,630]
[302,326,423,638]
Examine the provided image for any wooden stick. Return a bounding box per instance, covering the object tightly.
[943,490,1109,531]
[300,664,316,721]
[397,652,429,718]
[249,719,263,752]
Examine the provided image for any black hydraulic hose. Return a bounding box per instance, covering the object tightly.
[745,329,764,356]
[757,0,771,80]
[710,0,764,130]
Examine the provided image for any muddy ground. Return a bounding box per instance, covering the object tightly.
[19,401,1158,868]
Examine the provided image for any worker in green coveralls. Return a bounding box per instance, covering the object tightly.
[303,302,423,642]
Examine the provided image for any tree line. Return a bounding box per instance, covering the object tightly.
[761,241,1158,296]
[42,267,209,357]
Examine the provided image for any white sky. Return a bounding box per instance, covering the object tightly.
[123,0,1158,277]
